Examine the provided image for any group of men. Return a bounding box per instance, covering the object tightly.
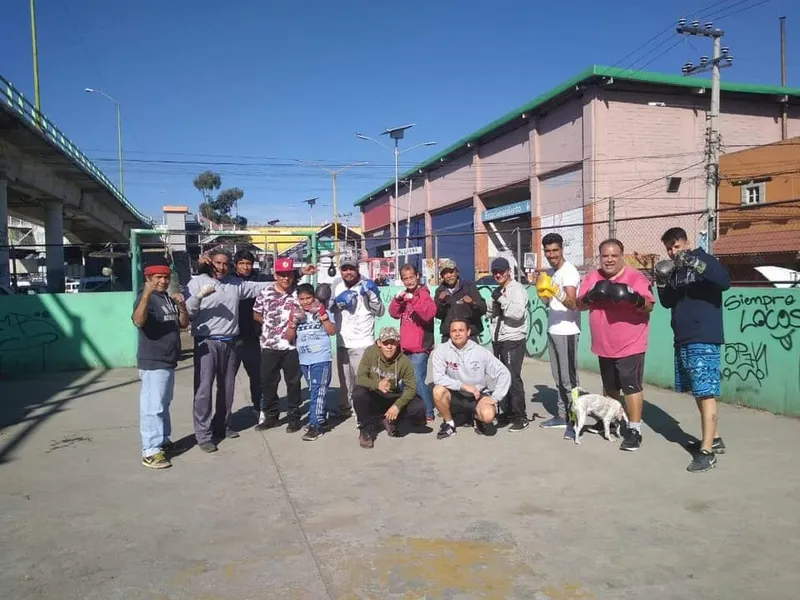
[537,228,729,473]
[133,225,729,474]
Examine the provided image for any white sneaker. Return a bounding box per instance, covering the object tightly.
[258,411,266,425]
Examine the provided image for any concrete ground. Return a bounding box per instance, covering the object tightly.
[1,348,799,600]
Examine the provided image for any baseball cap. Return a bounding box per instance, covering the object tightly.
[378,326,400,343]
[490,257,510,272]
[274,258,295,273]
[439,259,457,273]
[339,256,359,269]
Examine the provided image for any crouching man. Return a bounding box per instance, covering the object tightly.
[352,326,426,449]
[432,319,512,439]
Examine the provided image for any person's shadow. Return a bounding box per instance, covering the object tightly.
[642,400,695,455]
[531,384,559,418]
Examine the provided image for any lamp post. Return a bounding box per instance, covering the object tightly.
[303,197,319,227]
[30,0,41,122]
[294,160,367,249]
[84,88,124,195]
[355,125,435,275]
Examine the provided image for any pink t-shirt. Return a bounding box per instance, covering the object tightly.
[578,267,654,359]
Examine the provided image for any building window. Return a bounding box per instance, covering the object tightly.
[740,182,766,206]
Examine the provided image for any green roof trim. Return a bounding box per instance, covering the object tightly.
[354,64,800,207]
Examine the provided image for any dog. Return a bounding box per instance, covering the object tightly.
[571,392,629,446]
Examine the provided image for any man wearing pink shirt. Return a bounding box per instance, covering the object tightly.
[577,239,655,452]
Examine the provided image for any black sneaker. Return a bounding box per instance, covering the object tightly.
[302,427,324,442]
[508,418,530,432]
[437,422,457,439]
[286,419,302,433]
[382,418,399,437]
[687,449,717,473]
[620,428,642,452]
[474,420,497,436]
[686,437,726,455]
[198,442,218,453]
[255,416,280,431]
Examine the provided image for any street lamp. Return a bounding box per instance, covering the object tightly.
[294,160,368,245]
[303,197,319,227]
[355,125,435,274]
[84,87,124,195]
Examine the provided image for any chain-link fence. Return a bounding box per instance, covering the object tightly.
[361,199,800,287]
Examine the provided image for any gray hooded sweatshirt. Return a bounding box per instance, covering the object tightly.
[490,278,528,342]
[431,339,511,400]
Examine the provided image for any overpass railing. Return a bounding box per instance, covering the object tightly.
[0,74,153,228]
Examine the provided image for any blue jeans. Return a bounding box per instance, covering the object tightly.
[301,361,332,428]
[139,368,175,458]
[407,352,434,418]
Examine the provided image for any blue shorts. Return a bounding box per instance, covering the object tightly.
[674,343,721,398]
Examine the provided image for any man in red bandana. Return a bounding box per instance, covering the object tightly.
[132,260,189,469]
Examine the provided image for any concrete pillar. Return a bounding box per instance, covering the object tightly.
[0,177,9,288]
[45,199,65,293]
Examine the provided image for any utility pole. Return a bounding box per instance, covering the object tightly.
[608,197,616,239]
[405,178,413,263]
[677,18,733,253]
[781,16,788,140]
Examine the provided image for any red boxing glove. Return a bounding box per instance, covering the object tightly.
[317,303,327,318]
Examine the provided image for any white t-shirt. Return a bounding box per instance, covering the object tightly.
[331,277,377,349]
[546,261,581,336]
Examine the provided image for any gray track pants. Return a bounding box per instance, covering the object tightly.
[193,338,237,444]
[336,346,367,414]
[547,333,580,419]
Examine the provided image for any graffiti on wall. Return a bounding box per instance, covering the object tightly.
[722,293,800,388]
[0,311,60,372]
[474,285,548,358]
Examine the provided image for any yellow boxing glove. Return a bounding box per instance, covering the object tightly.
[536,272,554,300]
[537,272,566,302]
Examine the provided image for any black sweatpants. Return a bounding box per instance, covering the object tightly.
[235,338,262,411]
[493,339,527,420]
[352,386,426,433]
[260,348,302,421]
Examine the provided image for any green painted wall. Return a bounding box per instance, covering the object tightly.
[375,286,800,417]
[0,292,137,375]
[2,286,797,417]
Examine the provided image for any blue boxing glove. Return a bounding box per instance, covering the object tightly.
[360,279,380,297]
[334,289,359,313]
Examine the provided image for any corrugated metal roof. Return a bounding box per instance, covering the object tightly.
[354,64,800,207]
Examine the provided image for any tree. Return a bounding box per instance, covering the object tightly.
[192,171,247,228]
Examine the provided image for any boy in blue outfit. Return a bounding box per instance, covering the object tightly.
[292,284,337,441]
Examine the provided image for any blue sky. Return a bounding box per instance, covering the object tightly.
[2,0,797,226]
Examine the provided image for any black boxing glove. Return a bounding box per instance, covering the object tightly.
[583,278,613,305]
[315,283,332,306]
[608,282,646,308]
[653,260,675,289]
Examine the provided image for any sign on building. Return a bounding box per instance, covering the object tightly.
[384,246,423,258]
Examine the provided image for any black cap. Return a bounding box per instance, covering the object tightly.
[490,257,510,272]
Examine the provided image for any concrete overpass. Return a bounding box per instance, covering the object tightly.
[0,74,153,291]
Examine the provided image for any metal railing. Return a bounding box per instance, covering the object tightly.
[0,74,153,228]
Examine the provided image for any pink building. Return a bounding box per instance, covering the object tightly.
[355,65,800,279]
